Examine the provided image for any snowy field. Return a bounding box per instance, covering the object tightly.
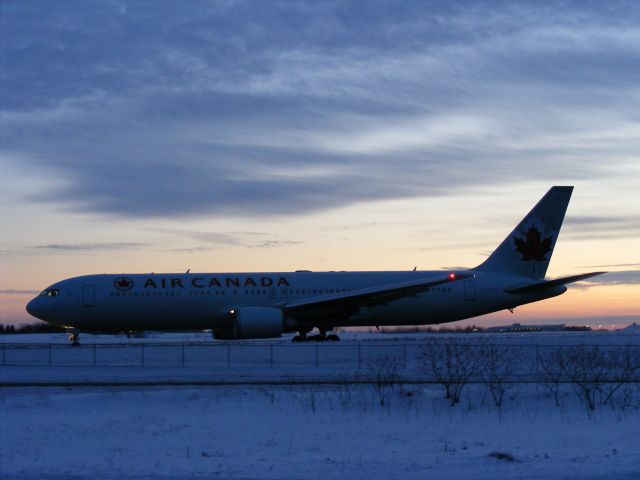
[2,383,639,479]
[1,331,639,479]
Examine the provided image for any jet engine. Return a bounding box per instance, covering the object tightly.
[216,307,284,339]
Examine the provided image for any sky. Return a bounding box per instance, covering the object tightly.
[1,0,639,328]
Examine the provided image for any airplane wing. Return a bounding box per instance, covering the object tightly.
[505,271,606,294]
[284,272,473,319]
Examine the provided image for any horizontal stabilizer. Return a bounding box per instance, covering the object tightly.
[505,272,606,294]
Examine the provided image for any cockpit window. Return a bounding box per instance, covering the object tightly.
[39,289,60,297]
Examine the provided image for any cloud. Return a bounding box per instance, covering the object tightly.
[565,216,637,226]
[33,243,146,252]
[2,1,640,219]
[247,240,302,249]
[149,228,300,249]
[563,215,640,240]
[582,262,640,268]
[572,270,640,287]
[591,270,640,285]
[520,315,640,327]
[0,289,40,295]
[147,228,245,246]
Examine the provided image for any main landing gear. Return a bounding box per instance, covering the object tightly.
[292,328,340,342]
[67,328,81,346]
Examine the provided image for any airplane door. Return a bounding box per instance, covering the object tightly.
[464,280,475,301]
[83,285,95,306]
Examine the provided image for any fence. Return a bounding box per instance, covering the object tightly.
[2,341,639,383]
[3,342,404,368]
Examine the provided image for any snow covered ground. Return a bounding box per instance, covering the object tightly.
[2,383,639,479]
[1,331,639,479]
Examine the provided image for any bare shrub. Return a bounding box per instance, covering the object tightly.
[488,451,519,462]
[308,386,317,413]
[568,345,640,410]
[417,339,481,406]
[365,354,403,407]
[398,386,422,418]
[599,346,640,409]
[566,345,610,411]
[539,347,569,406]
[289,384,318,414]
[334,375,353,412]
[479,343,521,408]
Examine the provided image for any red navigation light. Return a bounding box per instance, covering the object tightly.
[449,272,456,280]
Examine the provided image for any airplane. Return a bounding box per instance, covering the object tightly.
[26,186,604,344]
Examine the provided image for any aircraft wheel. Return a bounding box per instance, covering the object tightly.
[326,334,340,342]
[68,331,81,346]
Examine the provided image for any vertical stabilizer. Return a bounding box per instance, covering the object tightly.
[476,186,573,279]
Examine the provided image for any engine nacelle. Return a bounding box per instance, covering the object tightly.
[227,307,284,339]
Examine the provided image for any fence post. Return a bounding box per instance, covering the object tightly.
[535,344,539,374]
[227,344,231,368]
[48,343,52,367]
[403,344,407,369]
[270,344,273,368]
[358,343,361,369]
[315,343,319,368]
[1,343,4,366]
[93,343,96,367]
[141,343,145,367]
[181,343,185,367]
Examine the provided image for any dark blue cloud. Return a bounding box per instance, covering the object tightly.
[2,1,640,218]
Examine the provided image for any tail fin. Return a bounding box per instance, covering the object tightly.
[476,186,573,279]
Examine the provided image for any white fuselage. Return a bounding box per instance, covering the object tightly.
[26,270,565,333]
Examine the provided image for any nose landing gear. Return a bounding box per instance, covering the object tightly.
[66,328,81,346]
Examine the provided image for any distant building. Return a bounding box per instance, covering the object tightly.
[562,325,592,332]
[484,323,565,333]
[619,322,640,334]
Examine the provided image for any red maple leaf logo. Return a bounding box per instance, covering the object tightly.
[514,226,552,262]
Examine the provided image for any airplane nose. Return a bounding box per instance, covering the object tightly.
[26,298,44,319]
